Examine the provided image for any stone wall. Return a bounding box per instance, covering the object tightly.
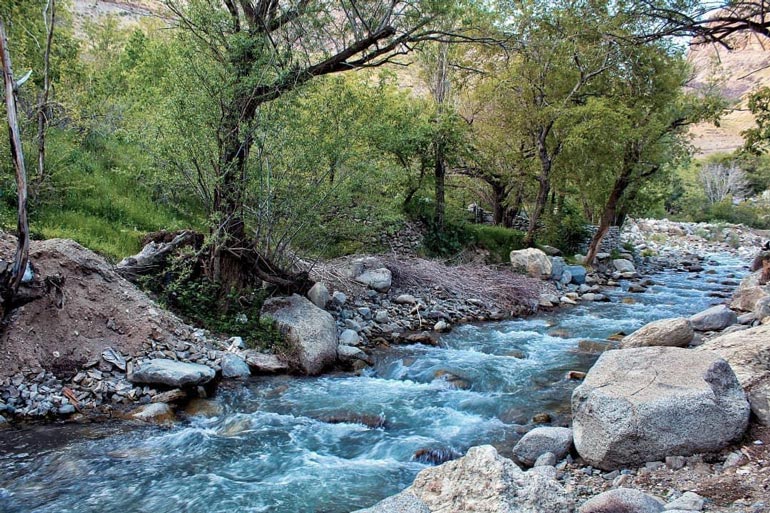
[579,226,622,254]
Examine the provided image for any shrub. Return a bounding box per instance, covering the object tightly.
[464,225,526,263]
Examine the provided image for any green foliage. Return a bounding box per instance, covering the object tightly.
[464,225,526,262]
[538,202,590,255]
[140,249,284,351]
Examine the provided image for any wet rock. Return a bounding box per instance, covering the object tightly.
[220,353,250,378]
[184,398,223,417]
[566,370,586,380]
[413,447,461,465]
[307,282,330,309]
[242,351,289,374]
[319,412,387,428]
[261,294,338,375]
[689,305,738,332]
[619,318,694,349]
[407,445,574,513]
[129,359,216,388]
[572,347,749,470]
[510,248,552,279]
[338,344,371,364]
[512,426,573,467]
[579,488,663,513]
[434,370,470,390]
[533,412,552,424]
[151,389,187,403]
[578,340,615,353]
[129,402,175,424]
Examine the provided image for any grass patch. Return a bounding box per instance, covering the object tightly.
[465,225,526,263]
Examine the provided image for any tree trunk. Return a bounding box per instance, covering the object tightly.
[433,142,446,231]
[0,17,31,305]
[525,173,550,247]
[35,0,54,189]
[585,170,631,265]
[491,182,508,226]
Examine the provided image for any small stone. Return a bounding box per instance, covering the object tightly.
[665,455,686,470]
[332,291,347,306]
[395,294,418,305]
[339,329,361,346]
[374,310,389,323]
[533,451,557,467]
[433,320,451,332]
[664,492,704,511]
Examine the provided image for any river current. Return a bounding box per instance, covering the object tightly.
[0,255,748,513]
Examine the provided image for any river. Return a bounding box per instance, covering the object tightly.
[0,255,748,513]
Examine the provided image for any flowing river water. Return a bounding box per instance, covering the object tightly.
[0,255,748,513]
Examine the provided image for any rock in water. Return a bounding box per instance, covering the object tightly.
[261,294,338,375]
[407,445,573,513]
[689,305,738,332]
[619,318,694,349]
[129,403,175,425]
[565,265,587,285]
[510,248,553,279]
[307,282,330,309]
[579,488,664,513]
[220,353,250,378]
[129,359,216,387]
[613,259,636,274]
[512,426,573,467]
[572,347,749,470]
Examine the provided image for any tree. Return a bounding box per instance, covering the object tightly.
[162,0,474,289]
[0,16,30,310]
[699,161,750,204]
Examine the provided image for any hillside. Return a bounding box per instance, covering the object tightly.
[688,31,770,156]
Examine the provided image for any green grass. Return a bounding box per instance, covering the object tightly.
[465,224,526,263]
[1,129,203,261]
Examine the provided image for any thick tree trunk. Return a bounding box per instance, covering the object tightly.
[585,170,631,265]
[491,182,507,226]
[0,17,31,305]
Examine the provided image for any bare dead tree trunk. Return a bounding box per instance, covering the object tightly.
[36,0,55,189]
[0,17,31,305]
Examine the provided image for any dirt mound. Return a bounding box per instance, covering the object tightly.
[0,233,196,380]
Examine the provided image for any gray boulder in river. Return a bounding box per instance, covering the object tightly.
[572,347,749,470]
[689,304,738,331]
[619,317,693,349]
[355,445,573,513]
[261,294,338,375]
[129,359,216,387]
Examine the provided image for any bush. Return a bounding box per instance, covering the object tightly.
[538,202,590,255]
[464,225,526,263]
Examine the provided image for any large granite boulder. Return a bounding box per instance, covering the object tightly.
[129,359,216,387]
[510,248,553,280]
[619,318,694,349]
[261,294,338,375]
[731,270,769,312]
[689,305,738,332]
[355,445,573,513]
[572,347,749,470]
[512,426,573,467]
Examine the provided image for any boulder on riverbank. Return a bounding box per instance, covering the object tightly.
[347,257,392,292]
[510,248,552,279]
[129,359,216,387]
[731,270,769,312]
[572,347,749,470]
[689,304,738,332]
[512,426,573,467]
[356,445,574,513]
[619,318,694,349]
[261,294,338,375]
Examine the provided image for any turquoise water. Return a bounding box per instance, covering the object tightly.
[0,256,747,513]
